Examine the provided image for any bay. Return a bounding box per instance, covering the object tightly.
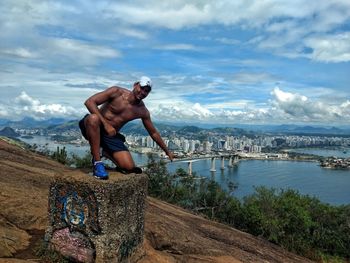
[19,135,150,165]
[20,136,350,205]
[167,159,350,205]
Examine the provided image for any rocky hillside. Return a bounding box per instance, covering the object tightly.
[0,138,313,263]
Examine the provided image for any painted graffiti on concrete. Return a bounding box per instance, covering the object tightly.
[53,183,100,234]
[47,173,148,262]
[51,227,95,263]
[49,183,100,262]
[63,192,88,227]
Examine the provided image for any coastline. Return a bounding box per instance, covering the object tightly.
[21,135,349,170]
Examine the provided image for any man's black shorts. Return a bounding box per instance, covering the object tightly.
[78,114,129,153]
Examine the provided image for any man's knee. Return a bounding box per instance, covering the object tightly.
[86,114,101,128]
[119,163,135,171]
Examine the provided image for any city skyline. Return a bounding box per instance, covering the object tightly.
[1,1,350,126]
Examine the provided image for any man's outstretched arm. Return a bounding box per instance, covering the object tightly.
[142,114,174,161]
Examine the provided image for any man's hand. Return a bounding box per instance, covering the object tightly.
[104,123,117,136]
[167,151,175,162]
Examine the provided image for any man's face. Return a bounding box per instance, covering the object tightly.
[134,83,151,100]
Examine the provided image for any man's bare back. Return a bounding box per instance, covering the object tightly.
[79,76,174,179]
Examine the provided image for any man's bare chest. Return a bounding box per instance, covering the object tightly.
[107,97,143,118]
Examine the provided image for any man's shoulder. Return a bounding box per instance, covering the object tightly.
[107,86,127,92]
[137,100,147,108]
[106,86,129,97]
[139,103,150,117]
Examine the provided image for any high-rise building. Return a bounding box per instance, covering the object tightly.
[183,140,190,152]
[146,136,154,148]
[189,140,196,153]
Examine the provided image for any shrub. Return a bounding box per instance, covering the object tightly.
[71,151,93,168]
[50,146,69,165]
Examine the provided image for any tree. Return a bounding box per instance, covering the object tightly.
[143,157,350,261]
[144,154,173,199]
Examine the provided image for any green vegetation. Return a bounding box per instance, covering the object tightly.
[25,145,349,261]
[239,187,350,260]
[71,151,93,168]
[145,155,350,262]
[31,145,92,168]
[51,146,69,165]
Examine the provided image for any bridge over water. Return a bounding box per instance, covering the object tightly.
[156,154,240,176]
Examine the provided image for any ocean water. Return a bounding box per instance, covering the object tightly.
[21,136,350,205]
[167,159,350,205]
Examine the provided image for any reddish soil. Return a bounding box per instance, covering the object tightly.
[0,138,314,262]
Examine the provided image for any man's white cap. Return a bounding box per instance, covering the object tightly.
[139,76,152,88]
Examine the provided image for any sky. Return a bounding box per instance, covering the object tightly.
[1,0,350,126]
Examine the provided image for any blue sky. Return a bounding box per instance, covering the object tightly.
[1,1,349,126]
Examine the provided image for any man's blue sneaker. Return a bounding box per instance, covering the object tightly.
[93,161,108,180]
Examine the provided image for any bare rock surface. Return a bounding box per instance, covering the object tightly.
[0,138,314,262]
[0,216,30,258]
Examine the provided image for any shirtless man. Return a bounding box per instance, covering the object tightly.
[79,76,174,179]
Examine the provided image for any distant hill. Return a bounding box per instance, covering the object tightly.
[119,121,150,135]
[264,125,350,136]
[0,127,20,138]
[177,125,203,133]
[289,125,345,135]
[1,116,350,136]
[1,117,67,129]
[120,121,182,136]
[233,124,350,136]
[211,127,255,136]
[46,119,79,132]
[119,122,255,137]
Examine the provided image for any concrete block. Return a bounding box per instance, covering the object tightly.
[45,171,148,263]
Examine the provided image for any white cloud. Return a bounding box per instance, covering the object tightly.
[270,87,350,122]
[52,38,119,58]
[0,1,349,125]
[117,27,149,39]
[192,103,213,117]
[0,105,9,117]
[2,0,350,67]
[14,91,41,107]
[1,48,37,58]
[154,44,196,51]
[272,87,308,103]
[107,2,212,30]
[149,87,350,124]
[49,38,121,65]
[231,72,276,85]
[304,32,350,62]
[206,101,252,109]
[1,86,350,125]
[1,91,81,120]
[152,102,213,121]
[152,102,273,124]
[106,0,326,29]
